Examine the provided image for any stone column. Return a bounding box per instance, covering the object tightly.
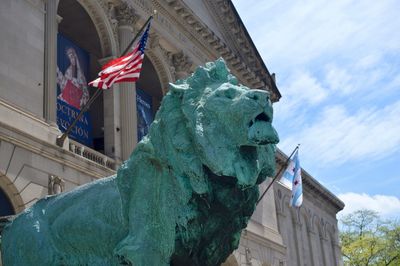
[43,0,58,124]
[101,55,122,162]
[293,220,305,266]
[332,239,343,266]
[115,3,138,160]
[258,181,284,245]
[331,225,344,266]
[320,235,330,266]
[308,230,321,266]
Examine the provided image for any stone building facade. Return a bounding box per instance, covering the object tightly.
[0,0,344,265]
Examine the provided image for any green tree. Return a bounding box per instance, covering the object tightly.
[340,209,400,266]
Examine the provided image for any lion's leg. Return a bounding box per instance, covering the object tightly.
[113,235,170,266]
[114,163,182,266]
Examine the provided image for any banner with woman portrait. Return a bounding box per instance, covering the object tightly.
[56,34,93,147]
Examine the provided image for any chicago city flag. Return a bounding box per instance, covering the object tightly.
[289,150,303,207]
[280,157,295,189]
[89,19,151,89]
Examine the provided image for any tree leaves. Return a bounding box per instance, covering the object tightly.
[340,209,400,266]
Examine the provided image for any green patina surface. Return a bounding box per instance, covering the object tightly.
[1,59,279,266]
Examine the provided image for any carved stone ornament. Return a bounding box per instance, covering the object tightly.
[48,175,65,195]
[159,45,179,81]
[115,2,137,27]
[148,32,160,49]
[105,1,119,29]
[171,51,193,80]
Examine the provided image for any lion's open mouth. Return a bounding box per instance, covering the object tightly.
[247,111,277,145]
[250,112,271,126]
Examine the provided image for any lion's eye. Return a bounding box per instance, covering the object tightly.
[224,88,237,99]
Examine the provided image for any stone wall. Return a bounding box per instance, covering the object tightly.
[274,179,343,266]
[0,0,45,117]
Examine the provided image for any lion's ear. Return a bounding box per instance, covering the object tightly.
[227,74,238,85]
[168,83,187,96]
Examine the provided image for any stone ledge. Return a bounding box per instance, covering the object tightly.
[0,126,115,180]
[0,96,61,147]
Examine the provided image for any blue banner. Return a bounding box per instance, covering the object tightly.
[136,88,154,141]
[56,34,93,147]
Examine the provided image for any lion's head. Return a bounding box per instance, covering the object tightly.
[144,59,279,194]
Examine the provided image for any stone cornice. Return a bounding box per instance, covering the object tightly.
[222,0,281,101]
[275,148,345,213]
[151,0,215,61]
[302,169,345,213]
[206,0,281,101]
[157,0,281,101]
[204,1,269,84]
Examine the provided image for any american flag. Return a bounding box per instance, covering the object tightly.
[89,19,151,89]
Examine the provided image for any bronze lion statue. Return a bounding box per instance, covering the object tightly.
[1,59,279,266]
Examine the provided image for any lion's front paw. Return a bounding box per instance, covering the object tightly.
[114,240,170,266]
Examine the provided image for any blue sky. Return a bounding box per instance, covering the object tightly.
[232,0,400,218]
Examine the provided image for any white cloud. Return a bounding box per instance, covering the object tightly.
[355,53,382,70]
[279,100,400,166]
[322,55,398,100]
[325,65,354,95]
[232,0,400,209]
[388,73,400,89]
[233,0,400,71]
[275,71,328,119]
[338,192,400,218]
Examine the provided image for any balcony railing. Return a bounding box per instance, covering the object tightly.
[69,140,117,170]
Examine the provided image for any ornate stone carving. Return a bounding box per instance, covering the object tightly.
[157,47,193,82]
[171,51,193,80]
[146,49,171,93]
[77,0,117,56]
[115,2,137,27]
[48,175,65,195]
[157,45,177,82]
[148,32,160,49]
[105,1,118,29]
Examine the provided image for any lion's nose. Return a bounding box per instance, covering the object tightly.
[246,90,269,105]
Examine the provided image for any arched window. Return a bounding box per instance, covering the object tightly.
[57,0,104,152]
[0,188,15,216]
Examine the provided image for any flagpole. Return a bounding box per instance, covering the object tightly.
[121,15,153,56]
[56,15,154,148]
[256,144,300,205]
